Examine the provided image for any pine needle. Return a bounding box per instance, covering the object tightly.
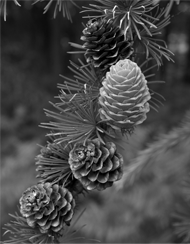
[33,0,79,21]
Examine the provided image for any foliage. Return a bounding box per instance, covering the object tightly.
[153,0,181,16]
[36,141,73,185]
[1,0,188,243]
[0,0,20,21]
[173,173,190,242]
[81,0,175,66]
[2,210,87,244]
[2,212,59,244]
[117,110,190,189]
[33,0,79,21]
[137,6,174,65]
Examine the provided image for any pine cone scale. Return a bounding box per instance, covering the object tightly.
[43,206,54,216]
[35,210,46,219]
[93,50,109,60]
[26,217,36,227]
[51,216,60,227]
[63,210,73,222]
[109,170,121,181]
[60,205,70,216]
[81,35,97,41]
[36,215,49,226]
[78,166,91,176]
[112,156,122,170]
[57,198,67,210]
[91,160,103,171]
[92,26,106,36]
[97,173,109,183]
[80,177,91,188]
[99,146,110,161]
[104,33,117,43]
[87,171,99,181]
[99,159,113,173]
[41,221,52,231]
[48,207,57,220]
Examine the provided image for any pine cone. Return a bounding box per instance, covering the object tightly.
[68,138,123,191]
[81,18,134,74]
[19,183,75,234]
[99,59,151,131]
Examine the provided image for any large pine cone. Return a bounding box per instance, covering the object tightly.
[68,138,123,191]
[99,59,151,131]
[81,18,134,74]
[19,183,75,234]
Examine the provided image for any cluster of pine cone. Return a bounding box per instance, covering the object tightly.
[18,16,151,240]
[19,138,124,238]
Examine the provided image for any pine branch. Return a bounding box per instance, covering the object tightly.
[137,6,174,65]
[57,59,100,107]
[153,0,181,16]
[82,0,158,40]
[36,141,73,185]
[41,92,109,145]
[2,209,87,244]
[1,0,182,242]
[173,176,190,242]
[2,212,60,244]
[82,1,174,66]
[117,110,190,189]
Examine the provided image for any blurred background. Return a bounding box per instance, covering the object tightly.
[1,0,190,243]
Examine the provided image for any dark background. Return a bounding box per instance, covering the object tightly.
[1,0,190,243]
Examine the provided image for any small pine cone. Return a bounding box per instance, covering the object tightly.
[99,59,151,131]
[81,18,134,73]
[19,183,75,234]
[68,138,123,191]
